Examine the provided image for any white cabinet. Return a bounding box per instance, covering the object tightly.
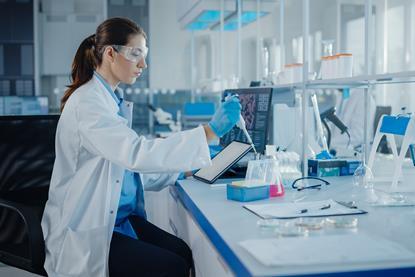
[167,187,233,277]
[144,187,172,233]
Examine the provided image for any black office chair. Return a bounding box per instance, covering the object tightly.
[0,115,59,276]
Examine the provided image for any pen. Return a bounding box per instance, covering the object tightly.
[320,204,331,210]
[299,204,330,214]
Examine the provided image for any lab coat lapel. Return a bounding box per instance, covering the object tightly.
[119,100,134,128]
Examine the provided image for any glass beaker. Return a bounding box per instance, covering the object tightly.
[321,39,335,57]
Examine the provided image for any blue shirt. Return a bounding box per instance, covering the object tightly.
[94,72,146,240]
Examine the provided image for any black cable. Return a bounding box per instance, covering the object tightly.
[345,129,351,147]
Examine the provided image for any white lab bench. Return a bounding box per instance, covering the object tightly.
[168,160,415,276]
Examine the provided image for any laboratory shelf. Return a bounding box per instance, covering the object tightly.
[271,71,415,92]
[306,77,368,90]
[271,82,304,90]
[368,71,415,86]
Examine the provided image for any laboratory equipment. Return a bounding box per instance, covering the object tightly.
[337,53,353,78]
[322,40,334,57]
[221,87,273,154]
[148,104,182,133]
[263,145,284,197]
[244,150,284,197]
[308,158,360,177]
[226,183,269,202]
[256,219,309,237]
[275,151,302,186]
[295,218,326,230]
[274,223,309,237]
[325,217,358,229]
[351,143,376,203]
[320,106,350,148]
[225,94,257,155]
[261,46,270,79]
[368,114,415,188]
[311,94,331,158]
[272,103,318,156]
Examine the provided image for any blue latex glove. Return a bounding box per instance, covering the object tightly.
[208,96,242,138]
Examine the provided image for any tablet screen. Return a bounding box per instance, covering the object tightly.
[194,141,252,183]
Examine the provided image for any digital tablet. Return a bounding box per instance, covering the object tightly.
[193,141,252,184]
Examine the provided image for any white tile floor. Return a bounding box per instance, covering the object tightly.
[0,264,41,277]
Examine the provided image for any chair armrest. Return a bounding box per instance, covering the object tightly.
[0,198,45,271]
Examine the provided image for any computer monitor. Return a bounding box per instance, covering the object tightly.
[220,87,273,153]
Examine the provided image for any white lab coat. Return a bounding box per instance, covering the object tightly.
[41,77,211,277]
[330,89,376,150]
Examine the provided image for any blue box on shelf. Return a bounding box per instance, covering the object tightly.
[308,159,361,177]
[226,184,270,202]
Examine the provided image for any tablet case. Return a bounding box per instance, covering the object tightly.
[193,140,252,184]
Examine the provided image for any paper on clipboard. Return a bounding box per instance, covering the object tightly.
[243,199,366,219]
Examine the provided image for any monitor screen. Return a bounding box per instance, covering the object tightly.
[220,87,273,153]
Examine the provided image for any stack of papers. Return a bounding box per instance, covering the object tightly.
[239,234,415,266]
[244,199,366,219]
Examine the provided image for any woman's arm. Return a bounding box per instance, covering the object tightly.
[203,124,218,142]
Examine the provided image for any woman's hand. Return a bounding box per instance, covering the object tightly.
[207,96,242,138]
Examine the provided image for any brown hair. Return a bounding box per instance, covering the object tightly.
[61,17,147,111]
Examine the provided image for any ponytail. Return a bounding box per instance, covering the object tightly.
[61,34,96,111]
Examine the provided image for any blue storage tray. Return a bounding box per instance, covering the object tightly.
[227,184,270,202]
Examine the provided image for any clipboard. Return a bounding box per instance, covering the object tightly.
[243,199,367,219]
[194,140,252,184]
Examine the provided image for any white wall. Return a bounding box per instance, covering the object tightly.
[149,0,193,89]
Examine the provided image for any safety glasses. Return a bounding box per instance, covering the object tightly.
[291,177,330,191]
[111,45,148,63]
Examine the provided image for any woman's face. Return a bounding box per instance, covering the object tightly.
[111,34,147,85]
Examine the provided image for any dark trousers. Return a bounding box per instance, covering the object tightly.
[109,215,194,277]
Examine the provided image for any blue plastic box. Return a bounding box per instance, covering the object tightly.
[308,159,361,177]
[226,184,270,202]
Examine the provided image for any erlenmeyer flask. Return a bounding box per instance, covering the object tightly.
[352,145,377,203]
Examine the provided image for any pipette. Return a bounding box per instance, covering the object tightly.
[225,95,258,155]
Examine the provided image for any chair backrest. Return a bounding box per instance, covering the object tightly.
[0,115,58,275]
[0,115,58,196]
[373,106,392,135]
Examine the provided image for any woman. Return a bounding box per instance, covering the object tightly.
[41,17,241,277]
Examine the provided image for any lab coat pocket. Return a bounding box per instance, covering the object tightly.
[55,225,108,276]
